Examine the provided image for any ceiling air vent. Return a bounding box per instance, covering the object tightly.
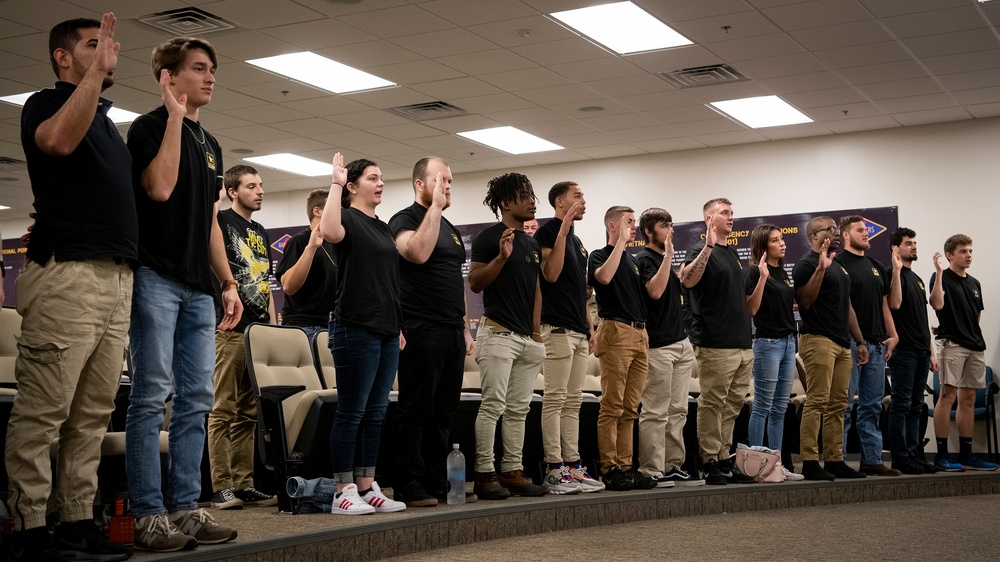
[0,156,27,172]
[387,101,467,121]
[132,7,239,37]
[657,64,748,88]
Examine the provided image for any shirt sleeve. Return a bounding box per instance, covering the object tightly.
[21,92,64,147]
[588,250,607,286]
[745,265,761,295]
[684,241,706,266]
[388,208,419,237]
[126,115,165,191]
[470,227,497,264]
[792,259,815,288]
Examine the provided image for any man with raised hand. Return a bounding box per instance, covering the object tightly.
[679,198,754,486]
[886,227,940,474]
[5,14,134,562]
[390,157,476,506]
[589,206,657,491]
[836,216,900,477]
[793,217,869,481]
[636,208,702,487]
[929,235,995,472]
[536,182,603,494]
[126,36,240,552]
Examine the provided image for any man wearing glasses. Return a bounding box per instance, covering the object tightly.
[792,217,869,481]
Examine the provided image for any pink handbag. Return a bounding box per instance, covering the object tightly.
[734,448,784,483]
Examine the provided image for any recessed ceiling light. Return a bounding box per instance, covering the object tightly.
[231,148,254,154]
[457,126,563,155]
[244,153,332,177]
[709,95,812,128]
[579,106,604,113]
[550,1,692,55]
[1,91,139,123]
[246,52,395,94]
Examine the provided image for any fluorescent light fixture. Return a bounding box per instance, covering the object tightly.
[457,126,563,155]
[550,1,692,55]
[246,52,395,94]
[709,95,812,128]
[0,204,10,211]
[1,91,139,123]
[244,153,333,177]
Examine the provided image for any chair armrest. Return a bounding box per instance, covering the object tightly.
[989,382,999,396]
[260,385,306,403]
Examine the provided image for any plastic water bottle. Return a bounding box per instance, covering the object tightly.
[446,443,466,505]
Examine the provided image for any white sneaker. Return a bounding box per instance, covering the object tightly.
[360,482,407,513]
[544,466,583,495]
[568,463,605,492]
[332,484,376,515]
[781,466,805,481]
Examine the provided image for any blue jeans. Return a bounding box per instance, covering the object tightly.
[297,325,325,341]
[887,349,930,459]
[329,321,399,483]
[748,335,797,450]
[843,340,887,465]
[126,267,215,518]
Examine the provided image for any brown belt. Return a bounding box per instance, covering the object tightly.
[481,317,513,335]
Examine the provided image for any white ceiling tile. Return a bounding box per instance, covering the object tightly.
[289,0,410,17]
[510,38,612,66]
[205,31,302,61]
[409,133,480,151]
[810,41,912,69]
[836,60,929,85]
[673,80,773,103]
[880,6,986,39]
[580,112,657,132]
[282,96,375,117]
[519,150,591,166]
[231,82,332,104]
[756,71,851,94]
[783,87,868,108]
[645,0,755,22]
[965,102,1000,119]
[451,93,537,114]
[420,0,538,27]
[1,0,86,30]
[951,86,1000,106]
[208,88,276,112]
[938,69,1000,92]
[805,101,885,120]
[260,136,334,154]
[856,77,944,100]
[314,40,424,69]
[693,130,768,147]
[391,28,498,59]
[261,19,374,51]
[515,84,604,106]
[671,10,782,44]
[760,0,873,32]
[464,15,578,48]
[647,104,724,124]
[351,139,425,158]
[367,122,444,141]
[584,74,675,99]
[417,114,504,133]
[408,77,502,100]
[574,144,647,159]
[342,87,436,110]
[732,53,826,79]
[219,102,313,123]
[757,122,833,140]
[338,4,456,38]
[437,49,537,75]
[626,46,724,74]
[703,33,805,62]
[309,128,390,146]
[484,106,564,126]
[876,92,959,113]
[327,109,413,129]
[197,112,257,131]
[823,115,899,133]
[270,117,351,136]
[788,20,894,51]
[211,124,297,143]
[670,118,748,135]
[610,125,684,142]
[550,57,646,83]
[633,137,708,153]
[546,131,619,149]
[617,90,704,112]
[479,66,571,90]
[892,107,971,126]
[902,29,1000,59]
[859,0,968,18]
[369,59,465,86]
[206,0,327,28]
[920,49,1000,76]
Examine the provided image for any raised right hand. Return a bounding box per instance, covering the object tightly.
[617,214,631,244]
[933,251,943,274]
[705,215,717,247]
[159,69,187,118]
[500,227,515,259]
[93,12,120,76]
[331,152,347,188]
[818,239,834,270]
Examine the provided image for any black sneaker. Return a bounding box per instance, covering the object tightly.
[890,457,926,475]
[911,456,941,474]
[825,461,867,479]
[703,460,727,486]
[662,467,705,487]
[394,481,438,507]
[720,458,756,484]
[602,467,632,491]
[6,526,67,562]
[801,460,835,481]
[210,488,244,510]
[625,469,657,490]
[53,519,133,561]
[233,487,278,507]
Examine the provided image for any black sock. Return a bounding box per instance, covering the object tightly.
[357,488,372,495]
[959,437,973,461]
[936,437,949,457]
[549,462,563,472]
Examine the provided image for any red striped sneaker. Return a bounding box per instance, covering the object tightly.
[360,482,407,513]
[331,484,376,516]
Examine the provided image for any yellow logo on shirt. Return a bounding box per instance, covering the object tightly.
[633,264,639,275]
[918,281,925,291]
[206,151,216,170]
[872,267,880,276]
[451,233,461,246]
[840,266,848,275]
[532,251,540,263]
[784,279,792,287]
[579,244,587,257]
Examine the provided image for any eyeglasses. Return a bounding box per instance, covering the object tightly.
[810,225,839,236]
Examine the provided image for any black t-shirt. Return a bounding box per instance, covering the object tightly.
[891,266,931,352]
[744,264,797,339]
[21,82,137,265]
[128,106,221,294]
[471,223,540,336]
[683,242,752,349]
[535,218,590,335]
[333,207,401,336]
[216,208,272,331]
[388,202,466,329]
[587,245,646,323]
[792,250,852,348]
[930,269,986,351]
[835,251,888,341]
[275,228,338,328]
[637,248,686,348]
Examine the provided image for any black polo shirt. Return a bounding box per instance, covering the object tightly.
[793,250,852,348]
[637,248,686,348]
[333,207,401,337]
[683,242,752,349]
[21,82,137,265]
[744,264,797,339]
[930,269,986,351]
[471,222,540,337]
[275,228,338,328]
[389,202,466,329]
[835,251,888,341]
[128,106,221,294]
[535,218,590,335]
[587,245,646,324]
[891,266,931,353]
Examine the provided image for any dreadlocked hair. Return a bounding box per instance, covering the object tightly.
[483,172,535,218]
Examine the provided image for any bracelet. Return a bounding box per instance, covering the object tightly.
[221,279,238,290]
[532,331,541,336]
[331,183,343,188]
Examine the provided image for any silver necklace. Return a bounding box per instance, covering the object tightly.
[183,121,206,145]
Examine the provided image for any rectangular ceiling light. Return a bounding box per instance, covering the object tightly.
[246,52,395,94]
[709,95,812,128]
[0,205,10,211]
[458,126,563,155]
[1,91,139,123]
[244,153,333,177]
[550,1,692,55]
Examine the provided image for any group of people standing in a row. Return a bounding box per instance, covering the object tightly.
[2,12,991,562]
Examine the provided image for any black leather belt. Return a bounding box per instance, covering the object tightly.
[607,318,645,330]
